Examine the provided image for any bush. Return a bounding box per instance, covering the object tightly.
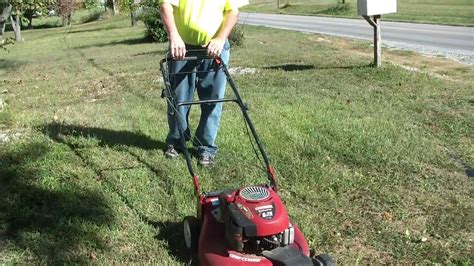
[118,0,134,13]
[139,0,167,42]
[229,24,244,47]
[57,0,84,26]
[320,3,352,16]
[83,0,98,9]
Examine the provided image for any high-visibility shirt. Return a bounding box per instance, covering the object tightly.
[159,0,248,45]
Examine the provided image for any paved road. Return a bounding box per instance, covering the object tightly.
[239,13,474,64]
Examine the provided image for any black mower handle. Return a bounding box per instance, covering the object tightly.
[159,50,279,195]
[159,53,224,72]
[162,48,223,62]
[163,55,214,61]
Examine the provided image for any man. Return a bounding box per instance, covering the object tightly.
[159,0,248,167]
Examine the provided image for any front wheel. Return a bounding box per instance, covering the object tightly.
[183,216,200,252]
[313,253,335,266]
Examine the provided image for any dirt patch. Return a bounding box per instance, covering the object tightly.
[229,67,258,75]
[332,238,395,264]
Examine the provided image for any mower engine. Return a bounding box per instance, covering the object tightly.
[219,185,295,254]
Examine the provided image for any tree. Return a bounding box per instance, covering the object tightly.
[9,0,22,42]
[0,3,12,43]
[130,0,139,27]
[57,0,83,26]
[105,0,118,14]
[3,0,56,42]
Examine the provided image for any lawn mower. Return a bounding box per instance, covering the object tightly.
[160,51,334,266]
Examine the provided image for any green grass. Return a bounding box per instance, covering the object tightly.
[243,0,474,26]
[1,15,473,264]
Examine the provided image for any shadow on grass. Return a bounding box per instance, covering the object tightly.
[264,63,371,71]
[26,22,63,30]
[39,122,192,263]
[155,220,193,264]
[0,142,114,263]
[66,25,124,35]
[41,122,166,151]
[0,59,26,71]
[76,36,154,50]
[133,50,165,57]
[264,64,315,71]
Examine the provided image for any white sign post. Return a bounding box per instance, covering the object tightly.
[358,0,397,67]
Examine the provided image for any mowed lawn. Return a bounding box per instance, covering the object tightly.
[243,0,474,26]
[0,14,473,264]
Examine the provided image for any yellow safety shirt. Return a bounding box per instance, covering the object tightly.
[159,0,248,45]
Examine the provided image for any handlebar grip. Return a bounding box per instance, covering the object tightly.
[160,55,224,69]
[164,55,216,61]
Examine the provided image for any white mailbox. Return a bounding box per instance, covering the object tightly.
[357,0,397,16]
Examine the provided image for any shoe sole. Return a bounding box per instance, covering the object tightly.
[165,153,179,159]
[198,161,215,167]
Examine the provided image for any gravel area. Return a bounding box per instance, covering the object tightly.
[384,40,474,65]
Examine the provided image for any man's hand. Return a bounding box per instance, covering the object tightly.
[207,38,226,58]
[160,3,186,60]
[169,33,186,60]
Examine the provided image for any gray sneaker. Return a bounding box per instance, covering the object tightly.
[165,145,179,159]
[198,154,215,167]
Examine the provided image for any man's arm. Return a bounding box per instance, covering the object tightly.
[160,3,186,59]
[207,9,239,58]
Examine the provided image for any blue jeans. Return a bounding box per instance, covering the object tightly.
[166,41,230,156]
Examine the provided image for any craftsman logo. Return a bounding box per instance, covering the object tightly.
[229,252,261,263]
[255,204,275,220]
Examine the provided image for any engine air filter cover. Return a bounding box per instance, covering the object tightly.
[239,186,270,202]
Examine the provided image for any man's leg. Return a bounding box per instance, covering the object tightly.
[194,41,230,163]
[165,60,196,156]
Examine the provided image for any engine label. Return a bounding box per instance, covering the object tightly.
[255,204,275,220]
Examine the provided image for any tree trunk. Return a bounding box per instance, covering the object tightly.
[113,0,119,14]
[66,13,72,26]
[131,11,137,26]
[25,9,34,29]
[0,4,12,43]
[10,14,22,42]
[0,22,5,43]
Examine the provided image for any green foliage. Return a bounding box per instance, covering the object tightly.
[8,0,56,15]
[139,0,167,42]
[83,0,98,9]
[117,0,133,13]
[229,24,245,47]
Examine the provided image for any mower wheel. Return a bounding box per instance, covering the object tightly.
[313,253,335,266]
[183,216,200,252]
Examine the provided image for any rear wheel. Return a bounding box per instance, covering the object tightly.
[313,253,335,266]
[183,216,200,252]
